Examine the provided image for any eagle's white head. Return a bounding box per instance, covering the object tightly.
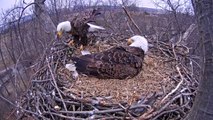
[56,21,71,38]
[127,35,148,53]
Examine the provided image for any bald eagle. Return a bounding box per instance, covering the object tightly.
[56,9,105,50]
[66,35,148,80]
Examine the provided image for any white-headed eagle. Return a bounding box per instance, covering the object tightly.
[66,35,148,80]
[56,9,105,50]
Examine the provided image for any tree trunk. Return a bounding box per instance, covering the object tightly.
[34,0,56,36]
[185,0,213,119]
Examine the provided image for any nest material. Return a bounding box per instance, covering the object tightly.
[18,35,198,120]
[68,53,175,104]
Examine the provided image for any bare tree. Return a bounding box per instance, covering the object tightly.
[153,0,194,42]
[121,0,137,6]
[34,0,56,36]
[184,0,213,119]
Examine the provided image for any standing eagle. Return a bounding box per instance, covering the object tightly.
[56,9,105,50]
[66,35,148,79]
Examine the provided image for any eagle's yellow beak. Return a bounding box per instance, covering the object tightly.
[127,38,133,45]
[57,31,63,38]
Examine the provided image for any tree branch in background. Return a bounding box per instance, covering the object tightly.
[122,6,142,35]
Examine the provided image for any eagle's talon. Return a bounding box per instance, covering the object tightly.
[68,40,75,46]
[80,45,84,51]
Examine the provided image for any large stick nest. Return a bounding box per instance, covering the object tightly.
[18,33,198,119]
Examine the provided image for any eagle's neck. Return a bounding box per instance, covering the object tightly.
[131,47,145,58]
[122,46,145,58]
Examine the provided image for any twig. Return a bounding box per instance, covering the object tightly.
[125,17,134,34]
[46,58,68,111]
[160,65,184,103]
[31,79,51,83]
[43,112,84,120]
[58,104,150,115]
[140,94,182,119]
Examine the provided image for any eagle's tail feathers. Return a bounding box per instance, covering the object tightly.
[87,23,105,32]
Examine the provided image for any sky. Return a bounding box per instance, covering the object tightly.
[0,0,157,12]
[0,0,16,12]
[0,0,33,12]
[137,0,156,8]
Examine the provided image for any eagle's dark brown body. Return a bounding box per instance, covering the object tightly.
[68,9,101,46]
[71,46,145,79]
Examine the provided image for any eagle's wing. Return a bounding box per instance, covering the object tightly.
[71,46,144,79]
[70,18,89,46]
[121,46,145,60]
[70,8,103,47]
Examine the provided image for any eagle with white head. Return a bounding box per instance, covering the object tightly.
[66,35,148,80]
[56,9,105,50]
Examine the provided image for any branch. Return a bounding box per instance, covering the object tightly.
[160,65,184,103]
[58,104,150,115]
[46,58,68,111]
[122,6,142,35]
